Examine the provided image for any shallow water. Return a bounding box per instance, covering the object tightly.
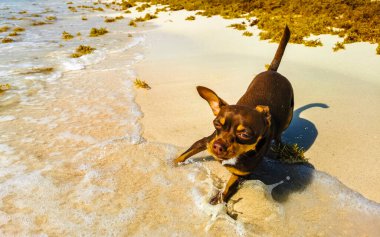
[0,0,140,108]
[0,0,380,236]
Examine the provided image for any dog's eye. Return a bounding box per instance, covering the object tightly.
[214,121,222,129]
[238,132,252,140]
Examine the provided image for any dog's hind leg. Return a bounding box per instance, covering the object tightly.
[173,132,216,165]
[274,135,283,146]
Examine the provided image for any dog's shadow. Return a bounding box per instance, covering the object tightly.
[282,103,329,151]
[248,103,328,202]
[246,157,314,202]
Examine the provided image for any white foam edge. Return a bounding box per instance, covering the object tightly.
[314,171,380,215]
[0,115,16,122]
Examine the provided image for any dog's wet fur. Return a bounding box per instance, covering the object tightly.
[174,26,294,205]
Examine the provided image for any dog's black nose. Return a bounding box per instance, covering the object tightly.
[213,141,226,156]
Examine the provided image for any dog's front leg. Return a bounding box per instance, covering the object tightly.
[210,174,240,205]
[173,132,215,165]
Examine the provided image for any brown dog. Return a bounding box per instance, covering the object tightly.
[174,26,293,205]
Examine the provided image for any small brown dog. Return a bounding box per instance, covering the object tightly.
[174,26,293,205]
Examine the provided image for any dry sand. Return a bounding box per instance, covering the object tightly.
[134,11,380,202]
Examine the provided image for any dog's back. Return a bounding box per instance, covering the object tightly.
[237,26,294,140]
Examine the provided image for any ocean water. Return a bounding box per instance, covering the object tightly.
[0,0,142,107]
[0,0,380,236]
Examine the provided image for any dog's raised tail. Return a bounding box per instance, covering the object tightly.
[268,25,290,72]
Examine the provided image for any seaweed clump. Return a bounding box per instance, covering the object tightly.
[185,16,196,21]
[70,45,96,58]
[13,27,25,32]
[8,16,25,21]
[228,23,246,31]
[377,44,380,55]
[105,17,116,23]
[0,84,11,93]
[89,27,108,37]
[135,13,158,22]
[303,39,323,47]
[20,67,54,74]
[139,0,380,54]
[333,42,345,52]
[31,21,47,26]
[129,20,137,27]
[136,3,151,12]
[1,37,14,43]
[0,26,10,33]
[134,78,151,90]
[271,143,308,164]
[77,5,104,11]
[62,31,74,40]
[31,67,54,74]
[118,0,136,10]
[105,16,124,23]
[68,6,77,12]
[93,7,104,12]
[130,13,158,26]
[155,7,169,14]
[242,31,253,37]
[8,32,19,37]
[46,16,57,21]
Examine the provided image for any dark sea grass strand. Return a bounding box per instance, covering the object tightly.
[270,143,308,164]
[134,0,380,53]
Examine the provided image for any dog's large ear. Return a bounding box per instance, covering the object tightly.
[256,105,271,126]
[197,86,228,116]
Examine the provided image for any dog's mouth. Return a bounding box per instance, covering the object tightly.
[210,152,236,161]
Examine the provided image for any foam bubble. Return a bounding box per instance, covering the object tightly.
[0,144,14,155]
[58,131,97,144]
[110,35,146,54]
[0,115,16,122]
[20,137,35,143]
[61,59,85,71]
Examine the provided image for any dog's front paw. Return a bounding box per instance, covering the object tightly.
[172,159,180,167]
[173,156,185,167]
[209,192,224,205]
[173,153,187,167]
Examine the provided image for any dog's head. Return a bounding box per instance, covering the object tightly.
[197,86,271,161]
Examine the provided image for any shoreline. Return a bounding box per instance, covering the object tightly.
[134,10,380,202]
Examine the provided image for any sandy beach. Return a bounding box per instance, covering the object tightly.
[1,0,380,236]
[135,10,380,202]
